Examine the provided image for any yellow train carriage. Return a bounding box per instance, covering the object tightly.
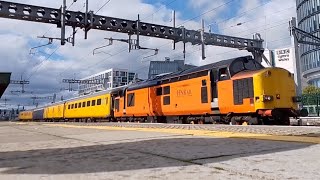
[18,110,33,121]
[44,102,65,120]
[64,90,111,120]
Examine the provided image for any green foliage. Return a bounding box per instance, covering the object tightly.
[302,85,320,105]
[302,85,320,95]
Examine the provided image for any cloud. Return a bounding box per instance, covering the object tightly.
[0,0,296,109]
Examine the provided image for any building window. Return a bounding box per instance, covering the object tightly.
[97,99,102,105]
[127,93,135,107]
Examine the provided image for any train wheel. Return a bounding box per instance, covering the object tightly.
[230,117,240,125]
[279,116,290,126]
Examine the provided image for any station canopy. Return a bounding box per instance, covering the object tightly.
[0,73,11,98]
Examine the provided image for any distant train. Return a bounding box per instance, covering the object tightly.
[19,56,307,125]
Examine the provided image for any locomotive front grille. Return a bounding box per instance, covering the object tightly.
[233,77,254,105]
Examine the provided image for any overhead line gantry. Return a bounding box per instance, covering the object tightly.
[0,0,266,62]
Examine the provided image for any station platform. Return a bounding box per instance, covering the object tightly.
[0,121,319,179]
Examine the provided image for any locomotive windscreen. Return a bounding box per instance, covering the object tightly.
[229,58,264,76]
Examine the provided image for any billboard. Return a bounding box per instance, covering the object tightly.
[273,47,295,73]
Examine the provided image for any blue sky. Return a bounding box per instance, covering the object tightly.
[142,0,269,33]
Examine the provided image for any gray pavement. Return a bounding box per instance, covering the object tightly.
[0,121,319,180]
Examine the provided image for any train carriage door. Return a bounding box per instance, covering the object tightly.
[210,69,218,108]
[123,88,127,115]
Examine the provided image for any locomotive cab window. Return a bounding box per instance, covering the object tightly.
[218,68,230,81]
[229,57,264,76]
[163,86,170,95]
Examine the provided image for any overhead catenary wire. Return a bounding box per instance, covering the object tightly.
[23,0,80,80]
[137,0,292,60]
[72,0,238,76]
[17,0,293,106]
[130,18,292,74]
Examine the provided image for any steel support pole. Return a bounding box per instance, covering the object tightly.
[291,17,302,96]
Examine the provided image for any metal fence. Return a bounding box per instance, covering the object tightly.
[301,94,320,117]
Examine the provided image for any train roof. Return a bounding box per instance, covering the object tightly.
[28,85,130,111]
[127,56,253,91]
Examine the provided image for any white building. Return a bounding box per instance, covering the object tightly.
[78,68,137,96]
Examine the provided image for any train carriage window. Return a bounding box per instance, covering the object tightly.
[156,87,162,96]
[163,86,170,95]
[71,104,74,109]
[68,105,70,109]
[92,100,96,106]
[202,79,207,86]
[75,103,78,108]
[78,102,82,108]
[115,99,120,111]
[87,101,91,107]
[163,96,170,105]
[97,99,102,105]
[127,93,135,107]
[82,102,86,107]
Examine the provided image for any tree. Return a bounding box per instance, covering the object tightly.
[302,85,320,106]
[303,85,320,95]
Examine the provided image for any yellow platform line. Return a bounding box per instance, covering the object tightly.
[41,124,320,144]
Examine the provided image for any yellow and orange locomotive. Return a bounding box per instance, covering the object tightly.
[19,56,306,125]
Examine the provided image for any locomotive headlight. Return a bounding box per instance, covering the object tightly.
[264,71,272,77]
[263,95,274,101]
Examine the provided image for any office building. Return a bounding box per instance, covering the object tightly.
[78,68,137,95]
[148,58,196,79]
[297,0,320,87]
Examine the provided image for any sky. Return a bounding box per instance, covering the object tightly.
[0,0,296,109]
